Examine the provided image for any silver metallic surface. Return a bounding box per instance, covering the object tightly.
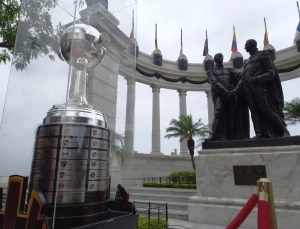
[62,125,90,136]
[59,24,110,109]
[89,160,108,170]
[91,128,109,139]
[59,160,88,170]
[60,24,107,69]
[61,137,89,148]
[43,106,107,128]
[90,138,109,149]
[89,150,108,160]
[60,148,89,160]
[57,170,87,181]
[87,179,108,191]
[88,170,107,180]
[29,24,112,205]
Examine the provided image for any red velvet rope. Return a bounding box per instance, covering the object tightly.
[258,200,271,229]
[225,193,258,229]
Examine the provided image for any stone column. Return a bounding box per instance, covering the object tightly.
[123,76,136,154]
[205,90,214,132]
[177,89,188,155]
[150,84,163,155]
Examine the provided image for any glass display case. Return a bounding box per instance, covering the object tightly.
[0,0,137,228]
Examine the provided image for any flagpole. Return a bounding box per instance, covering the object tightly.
[203,30,208,56]
[206,29,208,55]
[264,17,269,46]
[264,17,267,32]
[297,1,300,20]
[180,28,183,54]
[132,9,134,33]
[155,23,158,49]
[129,9,134,39]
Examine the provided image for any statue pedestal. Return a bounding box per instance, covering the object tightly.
[188,144,300,228]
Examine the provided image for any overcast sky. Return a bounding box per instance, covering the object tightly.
[117,0,300,155]
[0,0,300,176]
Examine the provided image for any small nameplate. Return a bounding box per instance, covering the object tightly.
[233,165,267,186]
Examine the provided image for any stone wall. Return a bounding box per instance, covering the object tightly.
[117,153,195,187]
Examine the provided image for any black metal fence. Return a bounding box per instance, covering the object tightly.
[142,176,196,185]
[134,201,168,229]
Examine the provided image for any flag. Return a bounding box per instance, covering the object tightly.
[129,10,134,39]
[179,28,183,54]
[229,26,237,61]
[202,30,208,56]
[294,1,300,43]
[231,26,238,52]
[155,23,158,49]
[294,22,300,43]
[263,18,269,46]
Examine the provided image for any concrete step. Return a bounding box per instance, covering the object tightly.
[133,199,187,211]
[167,209,188,221]
[111,187,194,221]
[137,208,187,221]
[126,187,196,196]
[129,192,191,203]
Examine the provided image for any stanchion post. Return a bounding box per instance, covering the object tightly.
[257,178,277,229]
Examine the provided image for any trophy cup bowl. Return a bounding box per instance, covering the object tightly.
[60,23,107,69]
[43,23,111,125]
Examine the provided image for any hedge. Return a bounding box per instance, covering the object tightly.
[168,171,196,184]
[138,218,169,229]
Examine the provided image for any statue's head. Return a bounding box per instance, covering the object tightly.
[245,39,257,52]
[214,53,223,64]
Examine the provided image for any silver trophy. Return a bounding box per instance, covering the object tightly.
[28,23,112,206]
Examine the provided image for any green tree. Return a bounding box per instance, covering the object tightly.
[0,0,20,63]
[0,0,85,70]
[283,97,300,126]
[165,114,209,170]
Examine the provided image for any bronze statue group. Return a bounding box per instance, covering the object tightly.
[205,39,290,142]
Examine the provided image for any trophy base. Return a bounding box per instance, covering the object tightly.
[28,104,111,205]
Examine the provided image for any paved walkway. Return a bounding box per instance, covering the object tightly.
[168,219,223,229]
[168,218,249,229]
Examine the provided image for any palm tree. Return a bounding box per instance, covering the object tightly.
[165,114,209,170]
[283,98,300,126]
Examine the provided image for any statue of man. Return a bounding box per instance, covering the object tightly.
[205,53,249,141]
[241,39,290,138]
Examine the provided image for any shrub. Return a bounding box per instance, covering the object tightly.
[138,217,169,229]
[168,171,196,184]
